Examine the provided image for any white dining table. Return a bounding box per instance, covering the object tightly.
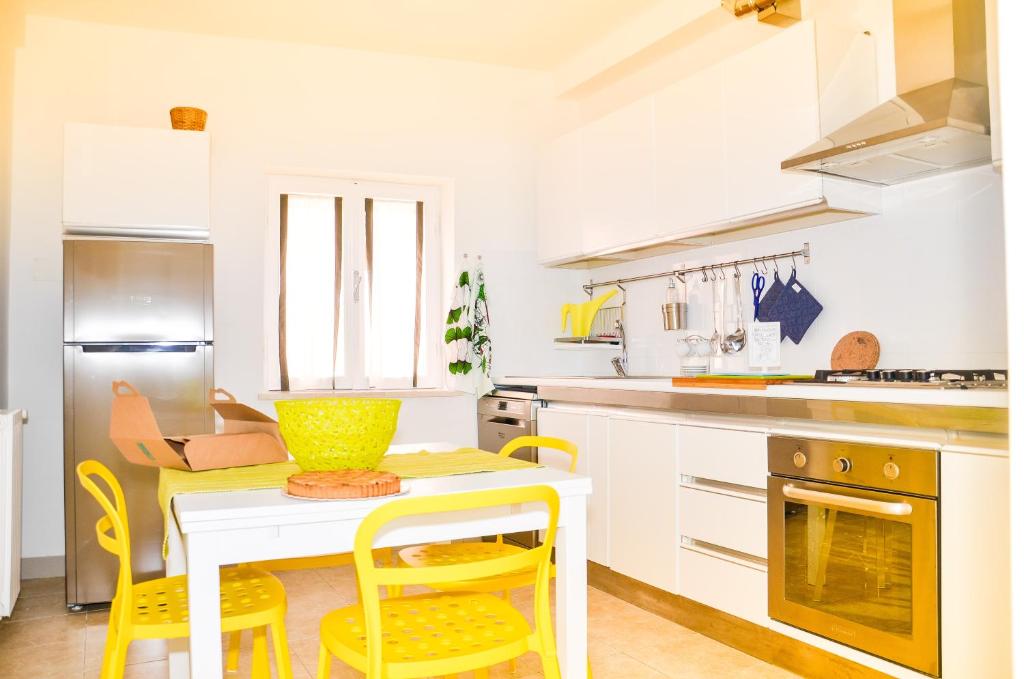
[164,442,593,678]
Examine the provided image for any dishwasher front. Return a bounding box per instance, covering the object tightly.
[477,388,540,548]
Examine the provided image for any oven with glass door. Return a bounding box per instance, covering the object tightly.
[767,436,939,676]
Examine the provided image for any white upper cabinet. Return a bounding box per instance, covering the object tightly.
[722,21,822,219]
[579,98,657,253]
[537,129,584,263]
[63,123,211,239]
[535,20,864,266]
[653,63,728,236]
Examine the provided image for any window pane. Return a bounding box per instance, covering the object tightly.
[284,194,340,389]
[367,199,418,386]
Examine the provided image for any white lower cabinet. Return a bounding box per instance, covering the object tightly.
[536,408,610,566]
[940,451,1012,677]
[677,423,768,625]
[584,417,610,566]
[677,425,767,489]
[678,545,768,626]
[678,484,766,559]
[608,418,678,593]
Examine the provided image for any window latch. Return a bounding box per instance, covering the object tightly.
[353,270,362,302]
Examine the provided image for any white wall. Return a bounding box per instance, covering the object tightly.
[558,166,1006,377]
[6,16,585,559]
[0,2,22,411]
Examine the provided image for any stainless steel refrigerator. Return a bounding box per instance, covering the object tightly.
[63,239,214,607]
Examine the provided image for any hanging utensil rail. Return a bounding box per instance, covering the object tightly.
[582,243,810,296]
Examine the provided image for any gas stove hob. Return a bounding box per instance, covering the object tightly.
[810,368,1008,389]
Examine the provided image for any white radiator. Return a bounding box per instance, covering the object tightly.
[0,410,25,619]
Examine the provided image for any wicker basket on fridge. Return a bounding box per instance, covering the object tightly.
[169,107,207,131]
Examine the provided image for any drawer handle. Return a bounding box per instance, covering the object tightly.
[782,484,912,517]
[681,539,766,571]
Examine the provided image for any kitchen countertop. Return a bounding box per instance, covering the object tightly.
[498,376,1009,409]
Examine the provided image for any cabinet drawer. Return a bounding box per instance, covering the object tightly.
[679,545,768,626]
[679,485,766,558]
[678,427,767,489]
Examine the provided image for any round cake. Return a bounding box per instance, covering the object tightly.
[286,470,401,499]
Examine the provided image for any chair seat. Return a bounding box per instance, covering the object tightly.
[245,547,393,572]
[398,542,543,592]
[320,592,532,675]
[130,566,286,639]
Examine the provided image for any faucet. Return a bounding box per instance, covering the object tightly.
[611,319,628,376]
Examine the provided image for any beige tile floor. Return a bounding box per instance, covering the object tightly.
[0,568,798,678]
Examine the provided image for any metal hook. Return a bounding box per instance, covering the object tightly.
[791,253,797,272]
[733,263,741,279]
[718,265,727,281]
[616,283,627,306]
[772,258,779,274]
[701,267,708,283]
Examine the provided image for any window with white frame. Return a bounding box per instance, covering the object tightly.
[266,175,444,391]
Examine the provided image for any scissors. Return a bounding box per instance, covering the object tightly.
[751,272,766,321]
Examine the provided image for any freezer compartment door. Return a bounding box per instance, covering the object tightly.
[64,344,213,606]
[64,240,213,342]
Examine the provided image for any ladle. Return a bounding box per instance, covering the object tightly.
[722,271,746,353]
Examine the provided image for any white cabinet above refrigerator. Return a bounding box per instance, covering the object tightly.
[63,123,210,239]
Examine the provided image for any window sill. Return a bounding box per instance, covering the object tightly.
[259,388,468,401]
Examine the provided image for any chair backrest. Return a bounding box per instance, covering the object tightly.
[352,485,560,674]
[76,460,134,625]
[499,435,579,473]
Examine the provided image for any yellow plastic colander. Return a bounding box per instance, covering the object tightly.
[274,398,401,471]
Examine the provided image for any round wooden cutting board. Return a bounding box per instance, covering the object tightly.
[831,331,880,370]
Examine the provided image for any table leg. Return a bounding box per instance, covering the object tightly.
[556,494,588,679]
[185,532,223,678]
[166,513,190,679]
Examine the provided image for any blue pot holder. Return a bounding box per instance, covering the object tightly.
[758,269,822,344]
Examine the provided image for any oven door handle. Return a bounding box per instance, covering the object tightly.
[782,484,913,517]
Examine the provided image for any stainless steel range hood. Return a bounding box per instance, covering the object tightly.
[783,0,991,185]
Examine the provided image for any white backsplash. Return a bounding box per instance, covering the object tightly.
[570,166,1007,377]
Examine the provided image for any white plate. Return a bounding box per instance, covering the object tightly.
[281,480,412,502]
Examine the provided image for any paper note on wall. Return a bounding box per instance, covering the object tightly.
[748,321,782,369]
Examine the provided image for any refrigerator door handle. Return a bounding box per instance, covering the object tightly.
[77,343,206,353]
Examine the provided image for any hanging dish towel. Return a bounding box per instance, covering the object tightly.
[445,262,495,397]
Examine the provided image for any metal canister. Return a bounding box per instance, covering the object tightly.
[662,302,685,331]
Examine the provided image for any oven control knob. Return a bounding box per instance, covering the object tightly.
[832,457,852,473]
[793,450,807,468]
[883,461,900,480]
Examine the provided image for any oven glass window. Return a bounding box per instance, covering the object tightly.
[784,501,913,635]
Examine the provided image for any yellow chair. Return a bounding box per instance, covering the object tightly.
[76,460,293,679]
[397,436,577,593]
[315,485,562,679]
[226,549,393,673]
[395,436,591,677]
